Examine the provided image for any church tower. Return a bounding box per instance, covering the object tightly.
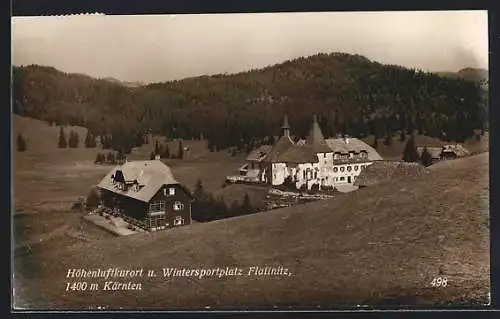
[281,114,290,138]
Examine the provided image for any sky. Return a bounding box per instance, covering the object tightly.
[11,11,489,84]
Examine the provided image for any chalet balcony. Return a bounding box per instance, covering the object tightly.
[226,174,261,184]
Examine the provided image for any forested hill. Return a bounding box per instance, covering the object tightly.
[12,53,488,153]
[435,67,488,88]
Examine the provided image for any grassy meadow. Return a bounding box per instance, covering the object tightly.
[12,114,490,309]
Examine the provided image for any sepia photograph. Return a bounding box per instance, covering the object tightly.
[11,11,490,310]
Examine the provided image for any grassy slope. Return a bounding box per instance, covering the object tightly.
[12,115,245,210]
[14,153,490,309]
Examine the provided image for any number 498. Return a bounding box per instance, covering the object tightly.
[430,277,448,287]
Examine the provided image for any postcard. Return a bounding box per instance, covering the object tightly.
[11,11,490,310]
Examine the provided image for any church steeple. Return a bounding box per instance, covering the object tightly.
[281,114,290,138]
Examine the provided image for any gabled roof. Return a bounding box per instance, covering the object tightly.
[96,160,180,203]
[326,138,383,161]
[246,145,273,162]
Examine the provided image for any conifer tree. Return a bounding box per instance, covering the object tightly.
[17,133,27,152]
[154,140,161,155]
[100,135,109,149]
[84,130,96,148]
[162,144,170,158]
[68,130,79,148]
[106,152,116,164]
[402,135,420,162]
[194,178,205,199]
[58,126,67,148]
[383,132,393,146]
[420,146,434,167]
[178,140,184,159]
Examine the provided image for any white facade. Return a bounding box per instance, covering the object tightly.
[331,162,373,185]
[270,163,288,186]
[267,151,373,190]
[230,115,382,191]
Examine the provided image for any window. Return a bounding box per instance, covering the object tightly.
[340,167,345,172]
[347,166,352,172]
[361,151,368,158]
[333,167,338,173]
[148,214,166,231]
[340,177,345,181]
[169,188,175,196]
[174,216,184,226]
[354,165,359,171]
[173,201,184,211]
[314,171,318,179]
[150,211,165,217]
[303,170,306,179]
[150,200,165,212]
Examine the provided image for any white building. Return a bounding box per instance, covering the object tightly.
[228,114,383,190]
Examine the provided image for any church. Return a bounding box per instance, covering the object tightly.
[228,114,383,191]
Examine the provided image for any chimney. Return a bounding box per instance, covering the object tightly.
[155,154,161,160]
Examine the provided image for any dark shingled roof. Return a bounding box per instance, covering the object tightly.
[262,135,295,163]
[276,145,320,164]
[281,114,290,129]
[354,161,429,187]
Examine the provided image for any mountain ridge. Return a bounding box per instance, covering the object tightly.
[12,52,488,153]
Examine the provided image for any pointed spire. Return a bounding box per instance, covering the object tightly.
[281,114,290,128]
[281,114,290,137]
[306,114,332,153]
